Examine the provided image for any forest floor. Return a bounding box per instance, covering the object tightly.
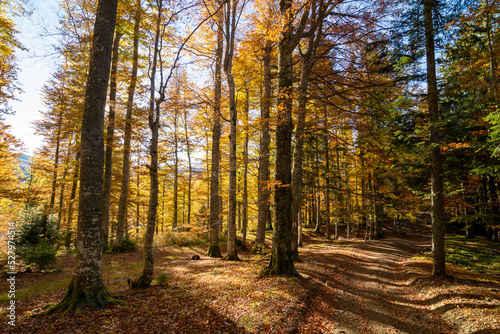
[1,223,499,334]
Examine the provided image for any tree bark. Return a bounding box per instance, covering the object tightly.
[48,0,119,313]
[49,110,63,211]
[424,0,446,277]
[206,0,224,258]
[255,40,272,250]
[242,86,249,250]
[136,1,162,287]
[223,0,239,261]
[265,0,308,276]
[103,30,122,250]
[183,108,192,226]
[115,7,141,249]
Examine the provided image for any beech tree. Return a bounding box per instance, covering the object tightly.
[49,0,119,312]
[264,0,309,276]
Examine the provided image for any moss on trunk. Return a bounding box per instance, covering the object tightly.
[206,245,222,258]
[45,278,115,315]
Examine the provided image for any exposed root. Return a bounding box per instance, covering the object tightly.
[206,245,222,258]
[45,278,116,316]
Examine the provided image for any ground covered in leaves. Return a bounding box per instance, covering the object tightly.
[1,226,499,333]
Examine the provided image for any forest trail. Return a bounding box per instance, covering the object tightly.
[3,228,499,334]
[294,231,499,334]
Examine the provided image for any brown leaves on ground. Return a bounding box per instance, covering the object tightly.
[1,230,499,334]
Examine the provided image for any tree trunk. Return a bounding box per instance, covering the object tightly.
[49,110,63,211]
[183,109,192,226]
[136,1,162,287]
[255,40,272,251]
[223,0,239,261]
[103,31,122,250]
[291,1,322,254]
[424,0,446,277]
[48,0,118,313]
[173,100,179,229]
[206,1,224,258]
[265,0,307,276]
[115,8,141,249]
[242,86,249,250]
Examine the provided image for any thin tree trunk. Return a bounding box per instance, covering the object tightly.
[206,0,224,258]
[424,0,446,276]
[242,86,249,250]
[57,136,73,227]
[115,8,141,249]
[66,148,80,234]
[173,101,179,229]
[136,1,162,287]
[183,109,192,226]
[223,0,239,261]
[103,31,122,250]
[255,40,272,251]
[49,109,63,210]
[48,0,118,313]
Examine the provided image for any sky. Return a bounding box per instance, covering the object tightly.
[5,0,62,155]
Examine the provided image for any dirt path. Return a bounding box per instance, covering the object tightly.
[294,233,493,334]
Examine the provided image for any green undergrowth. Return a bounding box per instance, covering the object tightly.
[416,235,500,275]
[0,276,72,303]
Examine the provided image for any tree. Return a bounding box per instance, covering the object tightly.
[223,0,242,261]
[135,0,164,287]
[0,1,23,116]
[103,30,122,250]
[264,0,309,276]
[115,1,143,249]
[48,0,119,313]
[423,0,446,277]
[206,0,225,258]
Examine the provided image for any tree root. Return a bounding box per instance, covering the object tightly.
[45,279,117,316]
[222,253,240,261]
[206,245,222,258]
[263,255,299,277]
[133,275,152,288]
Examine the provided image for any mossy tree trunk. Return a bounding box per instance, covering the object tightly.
[48,0,119,313]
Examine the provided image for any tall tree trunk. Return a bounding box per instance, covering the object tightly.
[136,1,162,287]
[265,0,308,276]
[173,102,179,229]
[206,0,224,258]
[49,109,63,210]
[66,148,80,234]
[58,136,73,228]
[242,86,249,250]
[325,110,331,239]
[291,0,322,255]
[115,8,141,249]
[103,31,122,250]
[223,0,239,261]
[48,0,118,313]
[255,40,272,251]
[183,109,192,226]
[424,0,446,277]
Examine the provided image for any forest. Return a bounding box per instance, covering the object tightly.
[0,0,499,333]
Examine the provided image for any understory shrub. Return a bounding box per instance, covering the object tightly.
[158,227,208,247]
[16,207,60,271]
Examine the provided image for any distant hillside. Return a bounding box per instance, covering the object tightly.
[17,153,31,177]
